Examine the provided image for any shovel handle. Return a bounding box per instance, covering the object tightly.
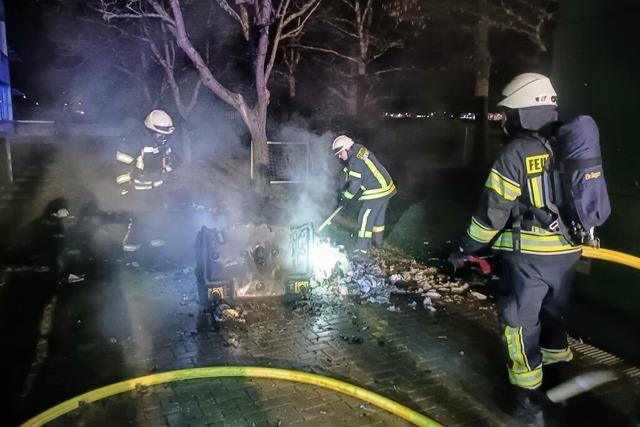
[318,206,344,232]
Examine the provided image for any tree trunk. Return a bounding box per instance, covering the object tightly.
[180,124,193,166]
[288,76,296,99]
[472,0,491,169]
[355,61,367,114]
[246,106,269,189]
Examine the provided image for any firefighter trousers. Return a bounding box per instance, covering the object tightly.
[498,252,581,389]
[354,197,390,253]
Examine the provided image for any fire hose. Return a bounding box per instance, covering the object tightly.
[580,246,640,270]
[456,246,640,276]
[21,366,442,427]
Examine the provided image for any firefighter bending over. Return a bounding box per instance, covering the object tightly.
[116,109,176,253]
[450,74,581,398]
[333,135,396,257]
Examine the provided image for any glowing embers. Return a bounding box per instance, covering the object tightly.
[309,239,348,281]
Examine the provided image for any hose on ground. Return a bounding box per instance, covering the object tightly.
[21,366,443,427]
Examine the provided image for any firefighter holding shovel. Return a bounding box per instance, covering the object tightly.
[332,135,396,260]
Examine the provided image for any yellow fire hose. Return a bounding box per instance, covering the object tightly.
[581,246,640,270]
[22,366,442,427]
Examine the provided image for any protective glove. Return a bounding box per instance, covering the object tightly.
[337,192,348,207]
[448,248,492,275]
[448,247,468,272]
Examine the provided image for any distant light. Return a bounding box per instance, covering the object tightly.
[22,95,26,99]
[35,102,39,106]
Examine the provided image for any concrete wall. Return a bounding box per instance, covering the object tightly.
[552,0,640,320]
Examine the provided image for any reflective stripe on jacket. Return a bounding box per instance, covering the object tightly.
[341,144,396,201]
[463,132,580,256]
[116,144,172,193]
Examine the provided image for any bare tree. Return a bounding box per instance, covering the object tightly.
[297,0,407,115]
[98,0,321,182]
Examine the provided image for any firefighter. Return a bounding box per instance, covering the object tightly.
[333,135,396,257]
[449,74,581,395]
[116,109,176,253]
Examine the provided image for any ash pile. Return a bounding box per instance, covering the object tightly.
[307,245,490,312]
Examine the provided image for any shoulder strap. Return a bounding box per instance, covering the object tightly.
[356,147,368,159]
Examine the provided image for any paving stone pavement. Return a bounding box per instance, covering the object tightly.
[2,142,639,426]
[10,263,640,427]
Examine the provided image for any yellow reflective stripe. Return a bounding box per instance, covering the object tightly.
[363,157,388,188]
[342,190,355,200]
[136,156,144,170]
[493,231,581,254]
[528,176,544,208]
[541,347,573,365]
[360,183,396,200]
[504,325,531,373]
[359,209,372,238]
[116,173,131,184]
[467,217,498,243]
[363,231,372,238]
[116,151,135,164]
[372,226,385,233]
[348,170,362,178]
[485,169,521,201]
[362,181,394,195]
[508,366,543,389]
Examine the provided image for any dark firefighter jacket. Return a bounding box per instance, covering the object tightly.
[116,136,173,194]
[341,143,396,201]
[462,132,581,256]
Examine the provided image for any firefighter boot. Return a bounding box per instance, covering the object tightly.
[503,385,550,423]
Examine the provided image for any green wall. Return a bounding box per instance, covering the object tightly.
[552,0,640,319]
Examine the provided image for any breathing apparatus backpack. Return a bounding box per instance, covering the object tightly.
[526,115,611,247]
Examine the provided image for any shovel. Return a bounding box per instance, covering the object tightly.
[545,369,620,403]
[317,206,344,232]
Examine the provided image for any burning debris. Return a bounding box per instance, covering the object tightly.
[195,222,491,328]
[305,244,489,311]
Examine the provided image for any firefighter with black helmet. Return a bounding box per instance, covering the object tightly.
[449,74,581,395]
[116,109,176,253]
[333,135,396,257]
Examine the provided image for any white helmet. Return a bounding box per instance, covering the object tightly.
[332,135,354,155]
[497,73,558,109]
[144,109,175,134]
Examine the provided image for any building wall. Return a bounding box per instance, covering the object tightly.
[552,0,640,319]
[0,0,12,121]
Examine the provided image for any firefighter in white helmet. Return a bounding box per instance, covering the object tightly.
[449,73,580,406]
[333,134,396,258]
[116,109,176,253]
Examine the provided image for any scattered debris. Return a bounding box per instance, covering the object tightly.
[471,291,488,301]
[51,208,70,218]
[341,335,363,344]
[213,303,245,324]
[65,273,85,284]
[303,245,490,312]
